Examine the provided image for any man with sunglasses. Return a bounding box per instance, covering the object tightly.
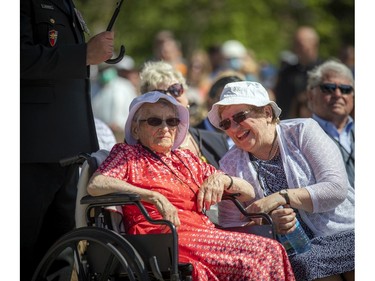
[306,60,354,188]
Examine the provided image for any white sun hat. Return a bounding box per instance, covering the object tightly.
[125,91,189,150]
[207,81,281,129]
[221,40,247,58]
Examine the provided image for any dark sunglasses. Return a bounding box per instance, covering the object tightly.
[219,111,252,130]
[139,117,180,127]
[319,83,353,95]
[155,83,184,97]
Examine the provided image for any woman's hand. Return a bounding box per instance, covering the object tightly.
[245,193,283,214]
[269,207,297,235]
[244,193,297,233]
[152,192,181,228]
[88,173,181,228]
[197,173,225,212]
[197,173,255,213]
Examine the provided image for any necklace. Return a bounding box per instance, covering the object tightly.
[249,130,279,195]
[141,145,200,196]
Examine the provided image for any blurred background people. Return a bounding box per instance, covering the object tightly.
[221,40,247,73]
[152,30,188,77]
[207,44,226,80]
[116,55,141,94]
[306,59,355,188]
[185,49,213,124]
[186,50,212,103]
[92,56,138,143]
[339,45,355,78]
[221,39,260,82]
[94,117,117,151]
[274,26,323,119]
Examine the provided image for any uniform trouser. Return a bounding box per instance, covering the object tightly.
[20,163,79,281]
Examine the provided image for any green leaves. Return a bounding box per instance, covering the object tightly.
[75,0,354,68]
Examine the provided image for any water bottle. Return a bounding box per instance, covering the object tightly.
[278,218,311,255]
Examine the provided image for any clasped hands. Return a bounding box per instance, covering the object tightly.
[154,173,254,231]
[244,193,297,235]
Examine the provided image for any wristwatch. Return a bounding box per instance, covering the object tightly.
[279,189,290,205]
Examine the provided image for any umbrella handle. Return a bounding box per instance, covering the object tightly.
[105,0,125,64]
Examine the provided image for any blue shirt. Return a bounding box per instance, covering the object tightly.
[312,114,354,153]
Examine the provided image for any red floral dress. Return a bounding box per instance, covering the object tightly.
[97,143,295,281]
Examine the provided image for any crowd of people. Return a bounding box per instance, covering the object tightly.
[91,27,354,133]
[86,30,355,279]
[21,2,355,278]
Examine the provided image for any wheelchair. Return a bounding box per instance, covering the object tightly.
[32,150,276,281]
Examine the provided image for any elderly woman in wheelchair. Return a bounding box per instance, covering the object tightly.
[83,91,295,280]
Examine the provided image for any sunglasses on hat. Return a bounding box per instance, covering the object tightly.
[319,83,353,95]
[139,117,180,127]
[155,83,184,97]
[219,111,252,130]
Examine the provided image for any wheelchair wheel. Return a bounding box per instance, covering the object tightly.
[32,226,150,281]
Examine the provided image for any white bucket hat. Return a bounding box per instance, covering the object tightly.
[125,91,189,150]
[207,81,281,129]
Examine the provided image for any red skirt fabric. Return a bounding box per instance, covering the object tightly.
[127,209,295,281]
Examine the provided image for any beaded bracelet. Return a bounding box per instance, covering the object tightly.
[225,174,233,190]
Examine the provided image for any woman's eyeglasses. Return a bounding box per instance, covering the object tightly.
[139,117,180,127]
[319,83,353,95]
[155,83,184,97]
[219,111,252,130]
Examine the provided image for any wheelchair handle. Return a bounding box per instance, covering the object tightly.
[222,194,273,225]
[59,152,91,167]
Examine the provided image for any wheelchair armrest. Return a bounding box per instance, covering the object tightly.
[221,194,276,239]
[81,192,181,277]
[81,193,140,206]
[81,193,177,234]
[222,193,273,225]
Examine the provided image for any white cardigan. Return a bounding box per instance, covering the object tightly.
[218,118,355,237]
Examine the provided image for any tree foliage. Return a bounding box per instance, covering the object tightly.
[75,0,354,67]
